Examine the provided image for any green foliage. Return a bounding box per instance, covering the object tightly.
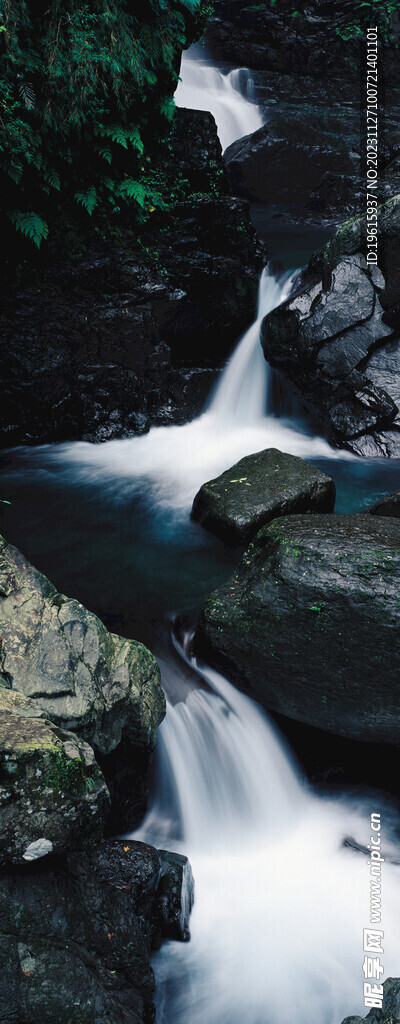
[266,0,398,40]
[0,0,203,250]
[333,0,398,40]
[9,209,49,246]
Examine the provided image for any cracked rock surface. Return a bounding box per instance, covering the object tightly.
[261,197,400,455]
[0,534,165,829]
[0,688,110,866]
[0,839,194,1024]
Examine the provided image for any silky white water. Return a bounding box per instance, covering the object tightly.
[46,266,345,512]
[134,657,400,1024]
[174,47,263,151]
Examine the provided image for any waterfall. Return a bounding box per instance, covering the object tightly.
[174,48,263,151]
[133,655,400,1024]
[46,265,344,512]
[208,266,297,423]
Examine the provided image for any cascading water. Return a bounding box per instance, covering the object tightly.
[134,653,400,1024]
[174,47,263,150]
[48,266,342,512]
[208,266,296,422]
[4,45,400,1024]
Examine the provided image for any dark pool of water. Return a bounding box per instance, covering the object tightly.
[250,204,334,269]
[1,447,399,648]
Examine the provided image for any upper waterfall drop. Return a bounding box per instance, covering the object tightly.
[174,48,263,151]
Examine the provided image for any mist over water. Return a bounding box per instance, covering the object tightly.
[174,47,263,150]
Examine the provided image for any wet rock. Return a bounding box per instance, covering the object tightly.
[158,850,195,942]
[224,118,361,225]
[0,689,110,866]
[0,534,165,829]
[191,448,335,545]
[261,246,400,455]
[206,0,400,84]
[0,838,193,1024]
[194,514,400,743]
[366,491,400,518]
[342,977,400,1024]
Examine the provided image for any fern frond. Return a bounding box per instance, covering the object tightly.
[74,186,98,215]
[43,168,60,190]
[95,146,112,164]
[8,210,49,248]
[159,97,175,123]
[117,178,146,206]
[95,124,143,154]
[18,81,36,110]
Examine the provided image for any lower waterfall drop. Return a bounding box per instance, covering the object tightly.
[133,655,400,1024]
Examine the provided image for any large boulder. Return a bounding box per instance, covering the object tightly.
[191,448,335,545]
[261,234,400,455]
[224,117,363,226]
[0,839,194,1024]
[0,534,165,829]
[0,688,110,866]
[194,514,400,743]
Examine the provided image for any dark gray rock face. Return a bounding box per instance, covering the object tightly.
[195,514,400,743]
[366,491,400,518]
[0,534,165,830]
[191,448,335,545]
[0,108,263,447]
[224,118,363,226]
[342,978,400,1024]
[261,237,400,455]
[0,839,193,1024]
[0,688,110,866]
[206,0,400,84]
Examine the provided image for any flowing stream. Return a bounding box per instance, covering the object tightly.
[134,652,400,1024]
[2,44,400,1024]
[45,266,338,514]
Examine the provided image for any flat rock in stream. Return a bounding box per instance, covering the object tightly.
[194,513,400,743]
[191,448,335,545]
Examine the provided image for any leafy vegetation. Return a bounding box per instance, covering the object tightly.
[332,0,398,41]
[264,0,398,40]
[0,0,203,250]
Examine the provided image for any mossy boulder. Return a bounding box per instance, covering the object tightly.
[0,689,110,866]
[191,448,335,545]
[0,534,165,828]
[0,839,194,1024]
[195,513,400,743]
